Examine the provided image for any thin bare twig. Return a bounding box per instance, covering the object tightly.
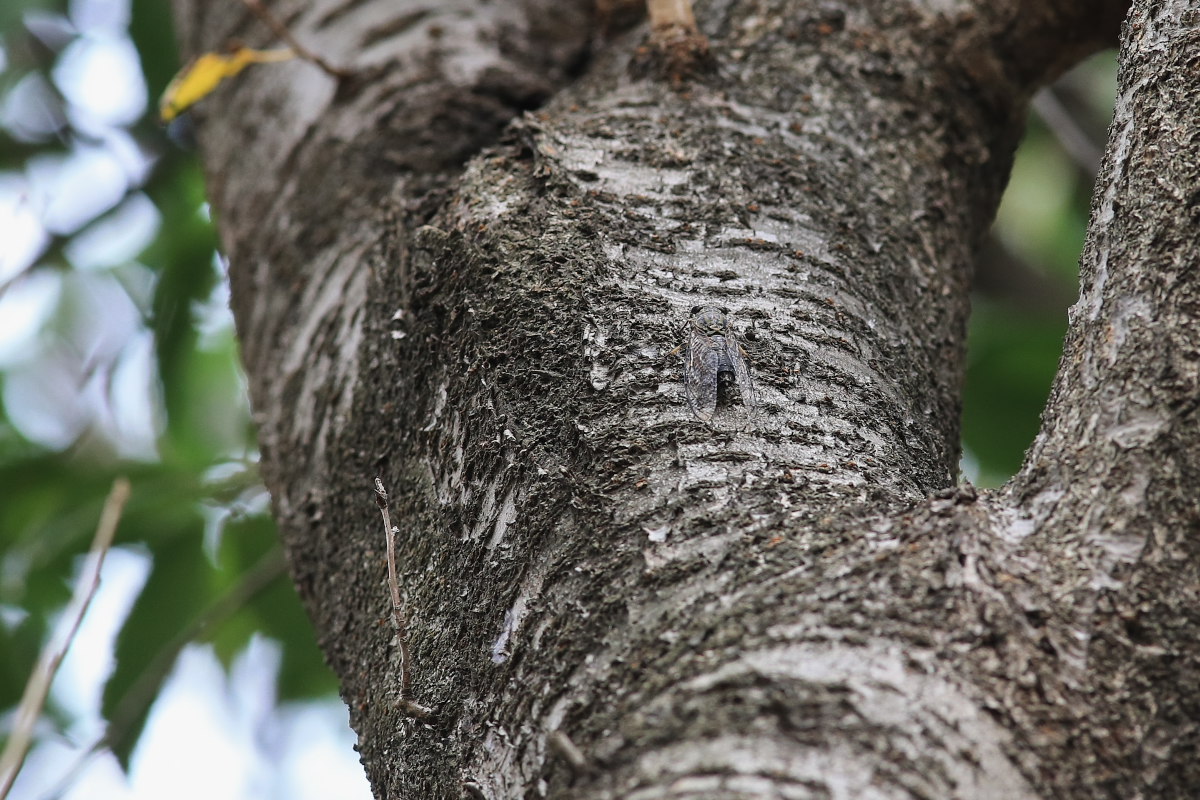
[0,478,131,800]
[395,696,434,720]
[35,547,288,800]
[547,729,589,774]
[643,0,711,79]
[237,0,351,78]
[374,478,432,720]
[461,780,489,800]
[1032,88,1104,177]
[102,548,288,746]
[647,0,699,35]
[373,479,409,684]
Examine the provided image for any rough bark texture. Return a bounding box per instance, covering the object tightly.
[172,0,1200,797]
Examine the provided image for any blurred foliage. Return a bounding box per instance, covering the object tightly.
[0,0,1117,789]
[0,0,336,781]
[964,50,1118,486]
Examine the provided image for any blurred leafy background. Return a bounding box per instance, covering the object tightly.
[0,1,1115,797]
[0,1,365,798]
[965,55,1116,485]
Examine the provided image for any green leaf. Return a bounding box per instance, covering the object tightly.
[173,331,254,465]
[0,455,121,599]
[0,614,46,711]
[215,513,338,699]
[102,522,211,769]
[128,0,181,109]
[0,0,64,44]
[962,303,1067,485]
[252,569,338,700]
[209,512,277,666]
[139,156,223,467]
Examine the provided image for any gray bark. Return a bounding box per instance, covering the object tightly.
[172,0,1199,797]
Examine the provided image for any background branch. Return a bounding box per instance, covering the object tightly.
[0,478,130,800]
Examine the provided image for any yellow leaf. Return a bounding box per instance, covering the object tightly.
[159,47,295,123]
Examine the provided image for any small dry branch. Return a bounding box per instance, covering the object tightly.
[35,548,288,800]
[644,0,711,77]
[238,0,351,78]
[0,477,130,800]
[547,729,589,774]
[374,477,432,719]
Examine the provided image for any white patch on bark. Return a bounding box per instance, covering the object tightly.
[1090,469,1151,582]
[583,320,611,390]
[1103,295,1153,366]
[643,530,741,572]
[644,523,670,542]
[1108,405,1166,449]
[470,476,502,542]
[673,641,1036,799]
[435,411,468,505]
[487,487,519,551]
[490,557,547,664]
[1076,13,1169,323]
[994,504,1038,544]
[423,379,449,431]
[275,246,367,464]
[629,737,908,800]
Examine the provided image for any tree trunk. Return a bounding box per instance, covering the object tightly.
[172,0,1199,797]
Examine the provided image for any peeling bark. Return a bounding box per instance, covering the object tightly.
[173,0,1200,797]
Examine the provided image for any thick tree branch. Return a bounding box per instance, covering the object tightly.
[171,0,596,628]
[1004,6,1200,791]
[175,0,1198,798]
[172,0,595,368]
[1020,1,1200,508]
[950,0,1129,94]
